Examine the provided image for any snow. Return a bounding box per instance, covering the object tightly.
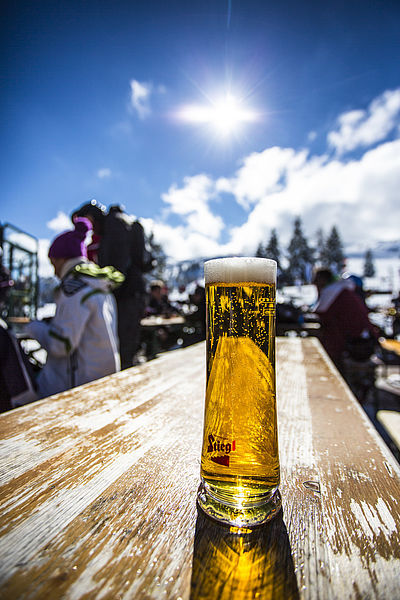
[345,256,400,296]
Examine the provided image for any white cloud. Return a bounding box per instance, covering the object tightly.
[228,139,400,250]
[46,211,71,233]
[144,221,224,262]
[308,130,317,142]
[138,176,226,261]
[150,136,400,263]
[129,79,167,120]
[216,147,308,209]
[130,79,152,119]
[328,88,400,154]
[36,89,400,275]
[37,239,56,278]
[97,168,112,179]
[6,231,37,253]
[161,174,224,239]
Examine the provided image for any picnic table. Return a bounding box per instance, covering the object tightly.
[140,315,185,328]
[139,315,186,359]
[0,337,399,599]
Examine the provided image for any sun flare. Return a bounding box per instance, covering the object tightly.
[178,93,257,137]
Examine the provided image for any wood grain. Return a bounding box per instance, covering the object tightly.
[0,339,399,599]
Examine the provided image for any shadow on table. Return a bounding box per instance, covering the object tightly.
[190,508,299,600]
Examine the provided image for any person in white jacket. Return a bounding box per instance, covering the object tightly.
[25,218,124,399]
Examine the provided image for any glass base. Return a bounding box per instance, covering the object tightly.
[197,481,282,528]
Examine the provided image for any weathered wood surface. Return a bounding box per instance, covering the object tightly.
[0,338,399,599]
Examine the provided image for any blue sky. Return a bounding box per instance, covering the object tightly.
[2,0,400,275]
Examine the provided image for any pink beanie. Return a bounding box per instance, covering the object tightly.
[48,218,92,260]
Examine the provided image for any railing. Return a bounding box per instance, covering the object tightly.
[0,222,39,320]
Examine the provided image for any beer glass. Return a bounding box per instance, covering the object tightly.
[198,257,281,527]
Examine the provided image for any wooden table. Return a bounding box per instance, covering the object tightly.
[139,315,186,358]
[1,338,399,599]
[140,315,185,328]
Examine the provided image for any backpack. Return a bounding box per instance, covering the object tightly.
[130,221,156,273]
[102,209,156,276]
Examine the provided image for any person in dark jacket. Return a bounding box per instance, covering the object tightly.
[146,280,175,317]
[72,201,147,369]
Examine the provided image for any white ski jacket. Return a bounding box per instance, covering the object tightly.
[26,258,123,399]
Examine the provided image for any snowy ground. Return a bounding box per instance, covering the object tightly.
[345,256,400,296]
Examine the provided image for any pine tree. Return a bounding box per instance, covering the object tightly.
[265,229,281,271]
[315,228,329,266]
[286,217,314,284]
[325,225,345,275]
[363,249,375,278]
[147,232,167,279]
[255,242,265,258]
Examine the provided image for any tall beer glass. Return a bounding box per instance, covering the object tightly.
[198,257,281,527]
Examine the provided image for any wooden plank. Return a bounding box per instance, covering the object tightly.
[0,339,399,599]
[300,338,400,599]
[0,345,204,599]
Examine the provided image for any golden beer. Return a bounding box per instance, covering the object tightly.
[198,257,281,527]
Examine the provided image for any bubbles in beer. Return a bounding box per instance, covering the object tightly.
[201,281,279,505]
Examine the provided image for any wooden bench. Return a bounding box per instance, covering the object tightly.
[0,338,399,599]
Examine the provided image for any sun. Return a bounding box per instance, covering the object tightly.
[178,93,257,138]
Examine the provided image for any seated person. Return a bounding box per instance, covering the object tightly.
[188,285,206,341]
[146,280,175,316]
[312,268,378,370]
[25,218,124,399]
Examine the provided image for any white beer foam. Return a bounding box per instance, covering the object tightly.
[205,257,276,284]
